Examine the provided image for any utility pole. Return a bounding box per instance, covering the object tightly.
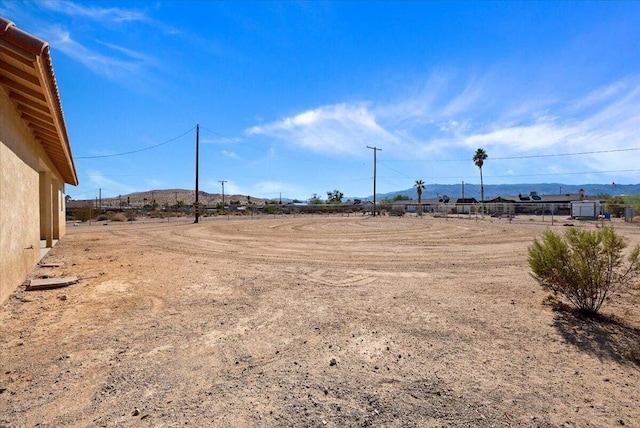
[218,180,228,206]
[99,188,102,209]
[194,124,200,223]
[462,181,465,199]
[366,146,382,217]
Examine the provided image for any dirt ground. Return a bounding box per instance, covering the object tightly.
[1,215,639,427]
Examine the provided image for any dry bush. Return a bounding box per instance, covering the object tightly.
[111,213,127,222]
[528,226,640,315]
[623,346,640,365]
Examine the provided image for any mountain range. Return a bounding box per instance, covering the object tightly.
[80,183,638,206]
[359,183,640,202]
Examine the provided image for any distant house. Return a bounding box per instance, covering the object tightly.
[391,198,443,213]
[487,191,586,215]
[389,192,589,217]
[453,197,478,214]
[1,18,78,304]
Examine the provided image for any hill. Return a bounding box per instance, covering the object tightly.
[73,183,639,207]
[81,189,267,208]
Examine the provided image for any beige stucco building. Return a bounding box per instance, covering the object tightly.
[1,17,78,304]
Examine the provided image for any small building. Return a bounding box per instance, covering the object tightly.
[1,18,78,304]
[453,197,479,214]
[391,198,443,214]
[487,192,585,216]
[571,200,602,220]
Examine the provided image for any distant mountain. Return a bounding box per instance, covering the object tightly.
[364,183,640,202]
[75,189,268,206]
[75,183,639,206]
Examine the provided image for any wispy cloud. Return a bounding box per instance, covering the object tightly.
[461,76,640,160]
[87,171,136,194]
[7,1,169,83]
[145,179,164,189]
[95,40,155,63]
[40,0,148,23]
[253,181,301,196]
[222,150,242,160]
[463,121,586,151]
[202,137,243,144]
[42,25,152,80]
[246,71,640,180]
[44,26,139,78]
[246,103,405,157]
[38,0,180,34]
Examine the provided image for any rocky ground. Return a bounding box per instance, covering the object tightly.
[1,215,639,427]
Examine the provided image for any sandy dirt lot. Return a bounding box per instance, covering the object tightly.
[1,215,639,427]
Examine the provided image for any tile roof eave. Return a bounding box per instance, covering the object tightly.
[0,16,78,186]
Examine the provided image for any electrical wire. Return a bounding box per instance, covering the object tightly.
[76,127,195,159]
[381,147,640,163]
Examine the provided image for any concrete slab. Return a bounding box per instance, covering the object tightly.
[26,276,78,291]
[39,262,64,268]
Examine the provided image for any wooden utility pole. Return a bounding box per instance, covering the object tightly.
[218,180,228,206]
[194,124,200,223]
[366,146,382,216]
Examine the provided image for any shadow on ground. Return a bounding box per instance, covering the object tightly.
[552,307,640,365]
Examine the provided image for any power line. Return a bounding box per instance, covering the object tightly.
[492,147,640,160]
[486,168,640,178]
[75,127,195,159]
[381,147,640,163]
[379,168,640,181]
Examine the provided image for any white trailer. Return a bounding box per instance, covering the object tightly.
[571,200,602,219]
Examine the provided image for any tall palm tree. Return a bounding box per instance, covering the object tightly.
[415,179,426,216]
[473,148,488,213]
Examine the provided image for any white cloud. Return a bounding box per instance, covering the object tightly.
[43,26,143,79]
[40,0,148,23]
[244,71,640,183]
[87,171,136,194]
[463,121,585,151]
[222,150,242,160]
[95,40,155,63]
[253,181,300,196]
[246,103,404,157]
[202,137,243,144]
[461,75,640,166]
[441,78,484,117]
[145,179,164,188]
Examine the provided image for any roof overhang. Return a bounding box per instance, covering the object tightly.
[0,17,78,185]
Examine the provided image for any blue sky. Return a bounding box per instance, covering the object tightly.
[2,1,640,201]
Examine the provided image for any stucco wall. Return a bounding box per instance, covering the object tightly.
[0,89,66,305]
[56,180,66,239]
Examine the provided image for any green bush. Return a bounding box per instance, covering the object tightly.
[528,226,640,315]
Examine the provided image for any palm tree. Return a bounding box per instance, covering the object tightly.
[415,180,426,216]
[473,148,488,213]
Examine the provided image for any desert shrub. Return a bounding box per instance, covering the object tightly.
[111,212,127,222]
[390,205,405,216]
[96,214,109,221]
[528,226,640,315]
